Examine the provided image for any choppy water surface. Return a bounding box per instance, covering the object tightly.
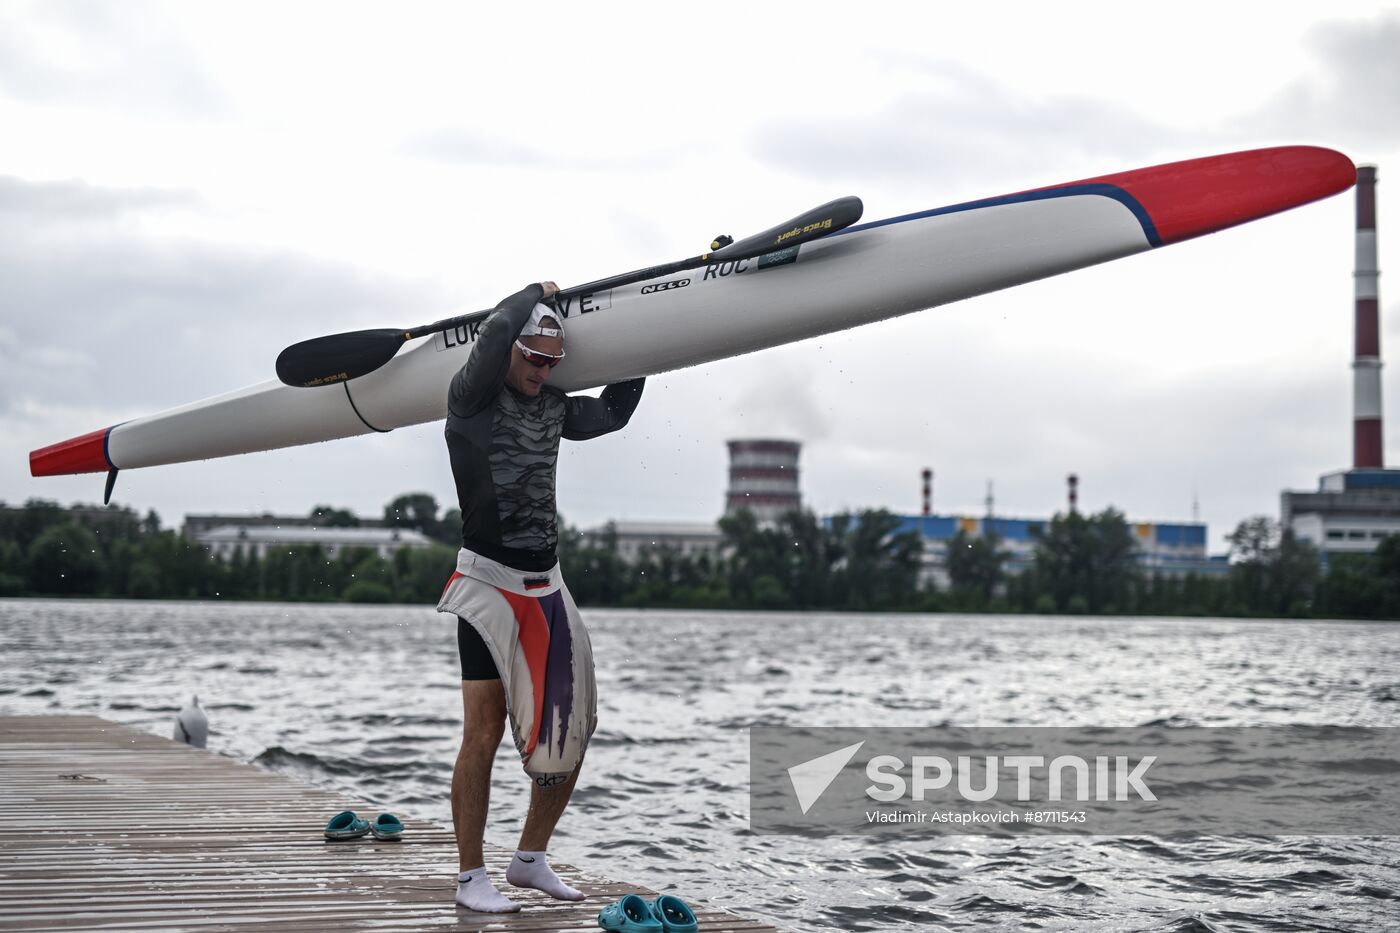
[2,599,1398,931]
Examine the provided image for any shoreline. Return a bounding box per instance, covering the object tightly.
[1,594,1395,625]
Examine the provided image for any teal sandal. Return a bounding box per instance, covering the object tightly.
[649,894,698,933]
[323,810,369,840]
[370,813,404,840]
[598,894,663,932]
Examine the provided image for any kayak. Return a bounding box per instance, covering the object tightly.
[30,146,1354,485]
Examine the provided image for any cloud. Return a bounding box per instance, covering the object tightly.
[403,127,689,175]
[1247,12,1400,148]
[405,131,563,169]
[790,333,1351,547]
[0,175,447,420]
[0,0,227,117]
[0,174,199,223]
[726,357,835,444]
[751,59,1189,189]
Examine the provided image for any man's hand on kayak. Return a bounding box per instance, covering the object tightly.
[539,281,559,301]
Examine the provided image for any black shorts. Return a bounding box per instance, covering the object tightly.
[457,617,501,680]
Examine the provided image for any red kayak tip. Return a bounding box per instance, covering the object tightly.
[30,426,114,477]
[1048,145,1356,247]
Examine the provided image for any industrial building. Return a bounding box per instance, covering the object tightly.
[588,520,725,563]
[1281,165,1400,560]
[193,524,436,560]
[588,437,802,559]
[889,471,1218,587]
[584,437,801,558]
[724,439,801,524]
[591,440,1218,585]
[1284,471,1400,558]
[182,512,390,539]
[891,513,1217,589]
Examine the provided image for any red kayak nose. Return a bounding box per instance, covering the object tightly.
[1047,145,1356,247]
[30,426,115,476]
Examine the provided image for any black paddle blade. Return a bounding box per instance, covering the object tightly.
[275,328,407,388]
[707,196,863,261]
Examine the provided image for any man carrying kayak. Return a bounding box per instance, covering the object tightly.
[436,280,645,912]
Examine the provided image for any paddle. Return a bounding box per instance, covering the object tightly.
[275,196,863,388]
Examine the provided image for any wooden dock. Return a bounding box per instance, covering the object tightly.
[0,716,784,932]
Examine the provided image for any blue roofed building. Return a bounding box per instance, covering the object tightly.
[890,513,1221,588]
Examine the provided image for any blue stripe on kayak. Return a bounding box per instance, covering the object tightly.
[833,183,1162,249]
[102,424,124,470]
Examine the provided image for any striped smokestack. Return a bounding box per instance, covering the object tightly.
[1354,165,1383,468]
[922,468,932,516]
[725,439,801,525]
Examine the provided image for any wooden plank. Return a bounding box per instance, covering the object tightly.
[0,716,782,933]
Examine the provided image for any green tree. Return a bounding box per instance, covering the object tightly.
[1226,516,1318,616]
[127,559,163,599]
[224,546,252,600]
[345,580,394,603]
[827,509,922,610]
[946,528,1007,609]
[558,520,629,607]
[131,529,224,599]
[1091,509,1139,612]
[1032,508,1140,612]
[719,508,791,608]
[0,539,25,596]
[438,508,463,546]
[1375,535,1400,618]
[7,499,66,553]
[259,544,329,600]
[26,522,103,595]
[392,544,457,602]
[1227,516,1276,613]
[1272,529,1319,616]
[777,509,831,609]
[99,538,136,596]
[1178,571,1228,616]
[1318,553,1382,618]
[751,574,789,609]
[384,493,442,539]
[1034,511,1091,611]
[309,505,360,527]
[349,551,395,592]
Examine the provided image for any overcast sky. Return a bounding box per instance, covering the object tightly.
[2,1,1398,551]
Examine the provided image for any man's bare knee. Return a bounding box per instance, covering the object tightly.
[460,680,506,745]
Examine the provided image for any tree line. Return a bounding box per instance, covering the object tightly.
[0,495,460,604]
[2,496,1397,619]
[939,509,1400,619]
[558,508,926,611]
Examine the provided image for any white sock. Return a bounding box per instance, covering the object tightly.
[505,849,585,901]
[456,868,520,912]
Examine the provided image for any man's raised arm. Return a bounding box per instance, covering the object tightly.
[562,378,645,441]
[448,282,548,417]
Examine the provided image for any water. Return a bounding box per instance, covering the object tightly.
[2,599,1398,931]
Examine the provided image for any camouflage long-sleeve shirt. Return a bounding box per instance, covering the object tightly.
[446,284,645,572]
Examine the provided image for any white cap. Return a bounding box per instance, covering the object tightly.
[520,303,564,339]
